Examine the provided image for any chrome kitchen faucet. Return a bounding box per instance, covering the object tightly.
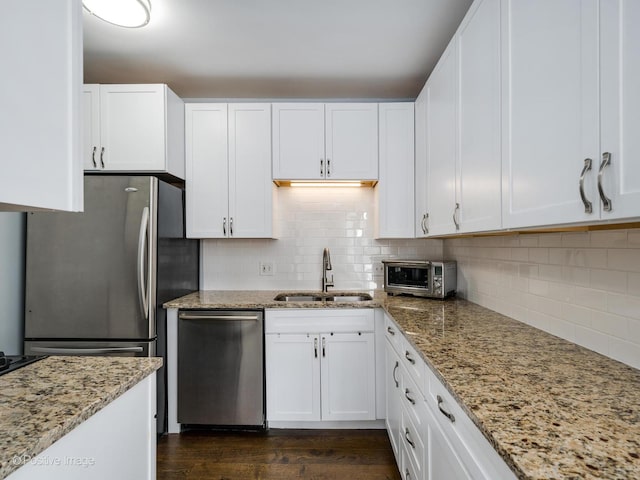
[322,247,334,292]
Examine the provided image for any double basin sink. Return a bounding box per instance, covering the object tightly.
[274,292,373,303]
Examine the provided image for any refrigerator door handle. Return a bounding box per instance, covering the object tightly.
[137,206,150,320]
[30,346,144,354]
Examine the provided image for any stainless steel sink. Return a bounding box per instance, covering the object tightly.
[273,292,373,302]
[325,294,373,302]
[273,294,324,302]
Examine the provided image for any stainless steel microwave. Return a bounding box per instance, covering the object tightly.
[382,260,456,299]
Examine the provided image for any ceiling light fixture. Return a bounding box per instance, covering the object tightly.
[83,0,152,28]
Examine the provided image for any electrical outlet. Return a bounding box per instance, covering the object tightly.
[374,263,384,275]
[259,261,274,276]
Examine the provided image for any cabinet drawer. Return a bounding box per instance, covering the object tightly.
[384,314,403,354]
[400,405,426,476]
[265,309,374,334]
[401,337,426,396]
[425,366,517,479]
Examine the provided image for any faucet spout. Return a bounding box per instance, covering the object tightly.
[322,248,334,293]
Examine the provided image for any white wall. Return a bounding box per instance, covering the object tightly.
[444,229,640,369]
[201,187,443,290]
[0,212,25,354]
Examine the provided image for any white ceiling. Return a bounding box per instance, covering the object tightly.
[83,0,473,99]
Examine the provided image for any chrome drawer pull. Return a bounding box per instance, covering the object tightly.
[392,361,399,388]
[437,394,455,423]
[92,146,97,168]
[404,428,415,449]
[387,326,395,336]
[405,469,411,480]
[404,388,416,405]
[405,351,415,364]
[579,158,593,213]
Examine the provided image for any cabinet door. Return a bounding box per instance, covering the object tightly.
[426,40,458,236]
[1,0,83,212]
[99,84,167,172]
[185,104,229,238]
[600,0,640,220]
[265,333,321,422]
[457,0,502,233]
[501,0,599,228]
[272,103,325,180]
[414,85,429,237]
[376,103,415,238]
[228,104,273,238]
[385,342,402,462]
[320,332,376,421]
[325,104,379,180]
[83,84,101,171]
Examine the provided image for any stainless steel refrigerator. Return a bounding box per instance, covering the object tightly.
[24,175,199,434]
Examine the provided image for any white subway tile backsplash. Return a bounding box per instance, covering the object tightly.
[445,228,640,370]
[201,187,442,291]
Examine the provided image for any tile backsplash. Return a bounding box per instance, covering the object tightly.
[201,187,442,291]
[445,229,640,369]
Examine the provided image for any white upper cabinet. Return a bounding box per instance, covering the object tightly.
[425,39,458,236]
[185,103,273,239]
[501,0,599,228]
[272,103,378,181]
[414,85,429,237]
[599,0,640,221]
[272,103,325,180]
[376,103,415,239]
[421,0,502,237]
[1,0,83,212]
[457,0,502,233]
[83,84,185,180]
[324,104,378,180]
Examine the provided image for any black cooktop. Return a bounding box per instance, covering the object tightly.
[0,352,46,376]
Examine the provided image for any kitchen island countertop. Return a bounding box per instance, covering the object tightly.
[0,356,162,479]
[165,290,640,480]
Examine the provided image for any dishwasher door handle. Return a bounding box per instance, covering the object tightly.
[179,313,260,321]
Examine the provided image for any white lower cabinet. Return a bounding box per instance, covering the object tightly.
[8,374,156,480]
[385,314,516,480]
[265,309,376,423]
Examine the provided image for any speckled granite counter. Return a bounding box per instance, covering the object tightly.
[0,356,162,479]
[165,290,640,479]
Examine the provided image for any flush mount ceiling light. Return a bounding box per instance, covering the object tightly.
[83,0,151,28]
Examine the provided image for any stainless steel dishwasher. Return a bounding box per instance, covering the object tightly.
[177,310,265,428]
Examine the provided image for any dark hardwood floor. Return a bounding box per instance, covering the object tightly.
[157,429,402,480]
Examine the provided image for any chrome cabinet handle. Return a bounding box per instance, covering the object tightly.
[405,350,415,365]
[437,394,455,423]
[100,146,105,168]
[420,214,426,234]
[230,217,234,236]
[92,146,97,168]
[598,152,612,212]
[386,326,395,336]
[327,158,331,177]
[453,203,460,230]
[405,469,411,480]
[223,217,227,236]
[579,158,593,214]
[404,428,415,449]
[404,388,416,405]
[424,213,429,234]
[322,337,326,357]
[320,159,324,176]
[314,337,318,358]
[392,361,399,388]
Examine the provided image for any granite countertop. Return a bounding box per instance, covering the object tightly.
[0,356,162,479]
[165,290,640,480]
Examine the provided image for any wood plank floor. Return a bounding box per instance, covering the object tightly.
[157,429,402,480]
